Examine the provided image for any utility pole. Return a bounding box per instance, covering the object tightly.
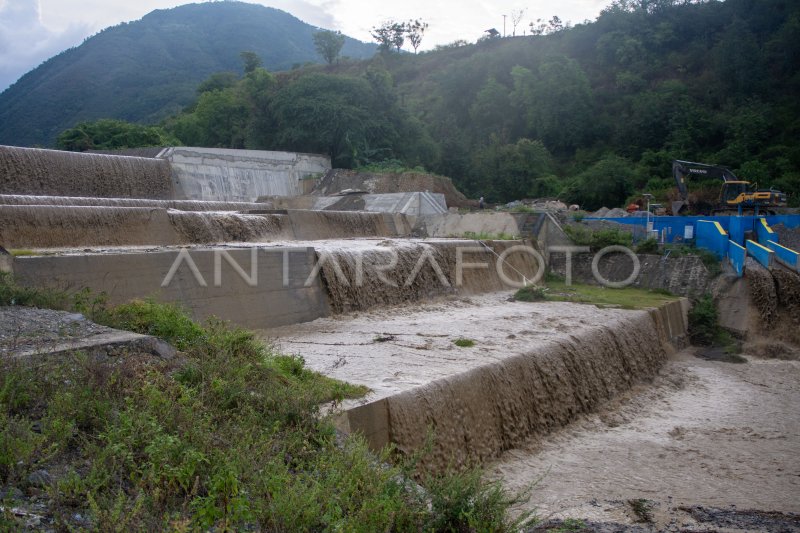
[502,15,507,37]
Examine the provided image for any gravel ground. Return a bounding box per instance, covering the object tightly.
[773,223,800,252]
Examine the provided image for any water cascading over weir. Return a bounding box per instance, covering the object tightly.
[1,143,691,477]
[0,145,174,198]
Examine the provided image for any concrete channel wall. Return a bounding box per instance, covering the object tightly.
[337,298,690,467]
[162,147,330,202]
[12,248,331,329]
[0,208,411,248]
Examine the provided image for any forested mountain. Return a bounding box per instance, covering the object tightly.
[57,0,800,209]
[0,2,375,147]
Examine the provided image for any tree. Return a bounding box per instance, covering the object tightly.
[406,19,429,53]
[511,58,595,153]
[239,51,263,74]
[56,119,179,151]
[371,21,406,52]
[510,9,526,36]
[197,72,239,95]
[313,30,346,65]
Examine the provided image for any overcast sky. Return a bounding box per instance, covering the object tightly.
[0,0,610,91]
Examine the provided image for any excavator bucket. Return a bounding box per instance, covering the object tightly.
[671,200,687,215]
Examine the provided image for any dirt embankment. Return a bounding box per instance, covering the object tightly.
[313,169,473,208]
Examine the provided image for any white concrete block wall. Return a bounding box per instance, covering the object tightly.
[162,147,331,202]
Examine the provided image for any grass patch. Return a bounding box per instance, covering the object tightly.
[529,280,679,310]
[453,338,476,348]
[0,275,529,530]
[513,285,548,302]
[460,231,520,241]
[0,272,71,309]
[563,225,633,250]
[9,249,38,257]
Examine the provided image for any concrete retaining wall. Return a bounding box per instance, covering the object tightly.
[163,147,330,202]
[12,248,331,329]
[0,206,412,249]
[548,252,711,297]
[413,212,524,238]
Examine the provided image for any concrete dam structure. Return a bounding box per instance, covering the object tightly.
[0,145,331,201]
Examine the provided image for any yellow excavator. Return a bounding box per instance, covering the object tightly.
[671,160,787,215]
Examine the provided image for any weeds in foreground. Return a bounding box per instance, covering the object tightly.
[0,274,530,531]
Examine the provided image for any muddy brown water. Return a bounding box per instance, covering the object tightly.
[265,293,685,474]
[0,146,173,198]
[491,350,800,528]
[317,240,541,314]
[0,194,266,211]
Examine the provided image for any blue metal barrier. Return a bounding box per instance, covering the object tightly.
[746,239,774,268]
[757,218,778,246]
[696,220,729,259]
[728,241,745,277]
[766,240,799,271]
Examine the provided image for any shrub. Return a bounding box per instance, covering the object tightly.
[635,238,659,254]
[453,338,475,347]
[514,285,548,302]
[688,294,720,346]
[563,225,632,250]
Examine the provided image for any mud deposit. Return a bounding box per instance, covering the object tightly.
[492,350,800,531]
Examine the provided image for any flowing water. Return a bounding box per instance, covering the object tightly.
[0,146,173,199]
[0,205,291,247]
[0,193,267,211]
[316,240,541,314]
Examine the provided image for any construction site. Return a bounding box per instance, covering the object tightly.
[1,145,799,531]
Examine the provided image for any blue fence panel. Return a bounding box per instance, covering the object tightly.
[696,220,729,259]
[728,217,748,245]
[746,239,774,268]
[727,241,745,277]
[766,240,799,271]
[582,214,800,244]
[756,218,778,246]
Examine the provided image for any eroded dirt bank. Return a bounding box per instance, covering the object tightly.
[491,349,800,531]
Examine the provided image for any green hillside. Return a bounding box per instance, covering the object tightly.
[0,1,375,147]
[54,0,800,209]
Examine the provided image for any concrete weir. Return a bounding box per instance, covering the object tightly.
[266,296,689,473]
[9,238,540,329]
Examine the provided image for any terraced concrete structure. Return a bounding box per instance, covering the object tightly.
[1,144,696,486]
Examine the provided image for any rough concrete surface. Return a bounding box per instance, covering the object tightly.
[12,247,331,329]
[0,306,174,360]
[163,146,330,201]
[550,252,711,297]
[312,169,472,207]
[414,212,525,238]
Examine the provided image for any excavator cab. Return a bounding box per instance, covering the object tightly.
[720,181,750,206]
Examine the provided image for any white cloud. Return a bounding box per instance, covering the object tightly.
[0,0,90,91]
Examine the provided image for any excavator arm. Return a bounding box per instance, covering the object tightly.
[671,160,739,214]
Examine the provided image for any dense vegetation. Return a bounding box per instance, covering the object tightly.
[0,2,375,148]
[54,0,800,209]
[0,274,530,530]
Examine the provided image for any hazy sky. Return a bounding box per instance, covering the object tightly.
[0,0,610,91]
